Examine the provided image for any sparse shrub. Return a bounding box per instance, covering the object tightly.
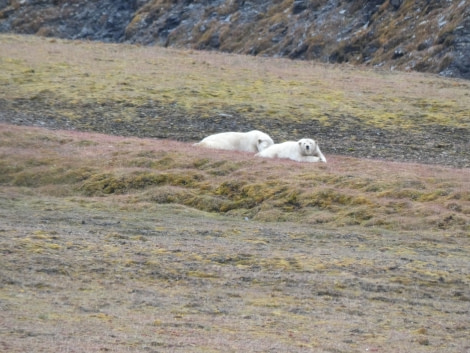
[241,183,275,204]
[186,193,229,212]
[346,207,373,222]
[154,156,175,168]
[79,173,126,195]
[304,189,371,210]
[282,191,301,210]
[78,171,203,195]
[438,53,454,72]
[215,180,246,198]
[193,158,210,169]
[378,188,422,201]
[0,161,24,184]
[437,28,456,47]
[206,160,243,176]
[418,189,449,202]
[76,140,98,147]
[195,21,223,49]
[147,185,190,203]
[216,0,239,16]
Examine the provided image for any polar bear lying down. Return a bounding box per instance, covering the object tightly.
[194,130,274,153]
[256,138,327,163]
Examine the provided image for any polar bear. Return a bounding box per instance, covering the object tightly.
[255,138,327,163]
[194,130,274,153]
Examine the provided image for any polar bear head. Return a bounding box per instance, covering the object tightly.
[257,137,273,152]
[298,138,318,156]
[251,130,274,152]
[298,138,327,162]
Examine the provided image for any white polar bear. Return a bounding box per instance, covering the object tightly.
[255,138,327,163]
[194,130,274,153]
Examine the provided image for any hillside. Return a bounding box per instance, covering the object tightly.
[0,33,469,353]
[1,34,469,168]
[1,123,469,352]
[0,0,469,79]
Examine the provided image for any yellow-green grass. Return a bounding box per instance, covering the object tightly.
[1,123,468,234]
[1,33,469,134]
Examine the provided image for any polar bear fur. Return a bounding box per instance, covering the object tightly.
[194,130,274,153]
[255,138,327,163]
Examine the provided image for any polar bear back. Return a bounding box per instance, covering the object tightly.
[195,130,274,153]
[257,141,299,158]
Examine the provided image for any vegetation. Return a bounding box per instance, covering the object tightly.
[1,123,469,352]
[0,34,469,352]
[0,34,469,168]
[1,123,468,233]
[1,33,468,131]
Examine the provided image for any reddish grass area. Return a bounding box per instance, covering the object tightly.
[0,123,469,353]
[1,123,468,233]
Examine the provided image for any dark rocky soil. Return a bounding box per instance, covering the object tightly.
[0,100,469,169]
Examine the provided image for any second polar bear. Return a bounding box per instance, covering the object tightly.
[256,138,327,163]
[194,130,274,153]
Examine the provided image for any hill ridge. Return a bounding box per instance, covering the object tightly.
[0,0,469,79]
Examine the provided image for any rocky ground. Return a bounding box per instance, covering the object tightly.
[1,98,469,169]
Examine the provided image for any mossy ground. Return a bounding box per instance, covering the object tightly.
[0,123,469,352]
[0,34,469,352]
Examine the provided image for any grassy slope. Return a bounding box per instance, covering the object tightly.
[1,33,469,134]
[0,123,468,233]
[0,34,469,352]
[1,34,469,169]
[0,123,469,353]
